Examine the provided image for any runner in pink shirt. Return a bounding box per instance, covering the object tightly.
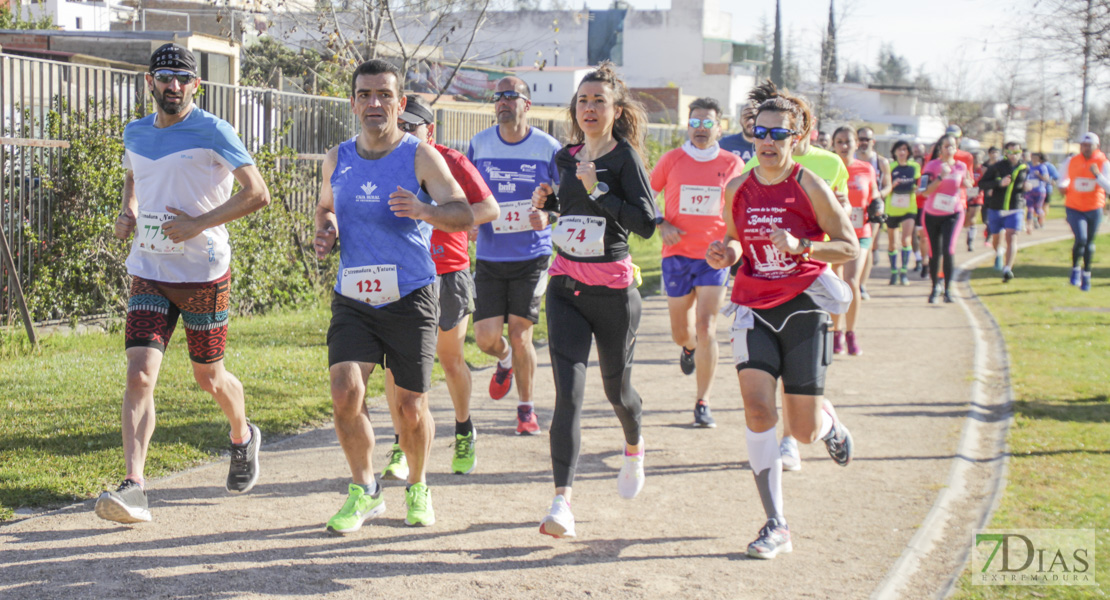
[920,134,972,303]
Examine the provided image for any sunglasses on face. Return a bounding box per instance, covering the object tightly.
[151,70,196,85]
[1006,150,1022,156]
[688,118,716,129]
[751,126,797,141]
[492,90,523,102]
[398,121,426,133]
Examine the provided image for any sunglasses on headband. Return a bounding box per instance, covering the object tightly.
[151,70,196,85]
[751,126,798,141]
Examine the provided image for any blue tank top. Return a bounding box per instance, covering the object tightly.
[331,134,435,306]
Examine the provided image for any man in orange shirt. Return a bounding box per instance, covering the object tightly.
[1062,132,1110,291]
[651,97,745,428]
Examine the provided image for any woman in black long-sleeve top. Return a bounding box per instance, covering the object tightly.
[529,62,657,539]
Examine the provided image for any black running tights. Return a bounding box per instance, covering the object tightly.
[925,212,962,293]
[546,279,643,488]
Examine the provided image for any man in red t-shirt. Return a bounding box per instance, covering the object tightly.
[381,95,500,479]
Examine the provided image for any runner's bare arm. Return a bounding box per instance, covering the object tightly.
[161,164,271,243]
[800,169,859,264]
[313,148,339,260]
[878,156,893,198]
[402,142,473,233]
[114,170,137,240]
[472,195,500,226]
[706,174,745,269]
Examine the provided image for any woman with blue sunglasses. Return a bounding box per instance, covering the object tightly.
[707,84,858,559]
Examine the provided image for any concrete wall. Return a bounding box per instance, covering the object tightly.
[22,0,114,31]
[508,67,589,107]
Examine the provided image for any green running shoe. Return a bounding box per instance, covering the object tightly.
[405,482,435,527]
[451,429,477,475]
[381,443,409,481]
[326,483,386,535]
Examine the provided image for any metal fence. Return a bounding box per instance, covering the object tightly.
[1,51,683,320]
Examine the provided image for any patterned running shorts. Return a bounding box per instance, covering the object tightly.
[125,271,231,364]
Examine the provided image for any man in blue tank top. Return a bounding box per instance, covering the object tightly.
[467,76,562,435]
[719,103,757,162]
[313,59,474,535]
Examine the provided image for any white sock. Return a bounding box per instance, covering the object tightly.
[914,251,922,261]
[518,401,534,409]
[817,406,834,440]
[498,343,513,369]
[746,427,784,521]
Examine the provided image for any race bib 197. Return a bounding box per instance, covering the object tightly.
[678,185,721,216]
[492,200,533,233]
[553,215,605,258]
[136,211,184,255]
[341,264,401,305]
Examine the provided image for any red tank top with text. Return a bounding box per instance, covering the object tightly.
[731,163,827,310]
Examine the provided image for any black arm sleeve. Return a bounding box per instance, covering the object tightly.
[595,148,657,239]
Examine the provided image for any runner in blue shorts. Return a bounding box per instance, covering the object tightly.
[650,97,745,428]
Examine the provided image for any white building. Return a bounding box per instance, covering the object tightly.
[824,83,948,142]
[266,0,763,119]
[21,0,117,31]
[505,66,590,107]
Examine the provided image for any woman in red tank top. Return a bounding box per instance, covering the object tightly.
[705,82,859,560]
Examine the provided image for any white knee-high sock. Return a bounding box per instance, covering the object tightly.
[746,427,784,521]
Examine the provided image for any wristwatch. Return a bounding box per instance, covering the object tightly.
[654,215,665,226]
[589,181,609,201]
[798,237,813,262]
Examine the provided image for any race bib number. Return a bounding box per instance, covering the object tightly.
[341,265,401,305]
[678,185,721,216]
[891,193,912,209]
[1074,178,1097,192]
[933,193,958,213]
[969,187,980,197]
[850,206,865,229]
[553,215,605,258]
[492,200,533,233]
[136,211,184,255]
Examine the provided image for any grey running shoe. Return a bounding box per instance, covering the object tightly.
[821,401,853,467]
[95,479,151,524]
[779,436,801,472]
[679,347,695,375]
[693,400,716,428]
[859,285,870,300]
[227,422,261,494]
[747,518,792,559]
[1002,269,1015,283]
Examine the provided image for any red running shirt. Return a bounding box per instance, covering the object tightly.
[845,159,875,239]
[730,163,828,310]
[430,143,493,275]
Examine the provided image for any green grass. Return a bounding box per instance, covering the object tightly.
[0,233,663,522]
[951,233,1110,599]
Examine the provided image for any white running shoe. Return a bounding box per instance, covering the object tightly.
[539,495,576,538]
[617,438,645,499]
[779,436,801,472]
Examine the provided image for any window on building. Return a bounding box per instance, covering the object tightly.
[548,83,552,92]
[533,83,537,92]
[75,17,83,29]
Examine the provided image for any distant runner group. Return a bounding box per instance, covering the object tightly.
[95,44,1109,560]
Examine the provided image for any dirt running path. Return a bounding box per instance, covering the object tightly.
[3,223,1058,599]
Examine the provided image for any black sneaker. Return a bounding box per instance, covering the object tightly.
[693,400,716,428]
[944,291,955,303]
[95,479,151,524]
[1002,269,1015,283]
[227,422,261,494]
[747,518,792,559]
[679,347,695,376]
[821,401,853,467]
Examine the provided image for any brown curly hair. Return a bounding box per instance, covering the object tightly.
[568,61,648,160]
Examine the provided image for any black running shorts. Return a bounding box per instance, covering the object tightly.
[436,269,474,332]
[736,293,833,396]
[327,284,438,393]
[473,255,549,324]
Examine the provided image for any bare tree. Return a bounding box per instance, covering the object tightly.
[1030,0,1110,135]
